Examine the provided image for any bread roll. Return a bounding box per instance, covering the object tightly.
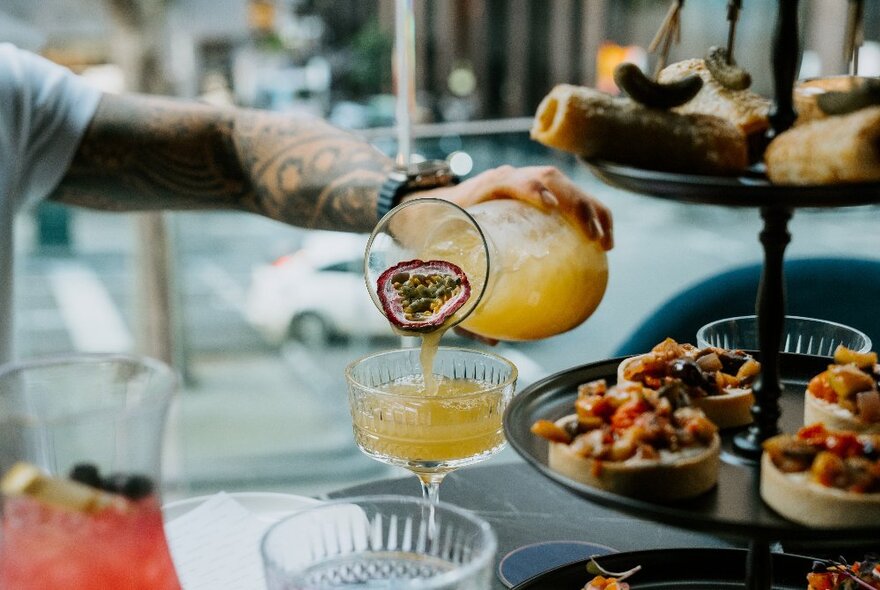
[794,76,868,125]
[531,84,748,175]
[658,58,770,137]
[765,106,880,185]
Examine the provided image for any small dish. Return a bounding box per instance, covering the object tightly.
[511,548,815,589]
[497,541,617,588]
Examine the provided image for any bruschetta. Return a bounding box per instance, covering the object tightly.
[531,379,720,502]
[807,556,880,589]
[760,423,880,528]
[618,338,760,429]
[804,346,880,433]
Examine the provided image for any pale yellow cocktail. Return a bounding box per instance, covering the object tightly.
[345,347,517,505]
[351,375,507,468]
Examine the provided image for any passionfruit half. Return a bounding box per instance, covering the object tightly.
[377,259,471,332]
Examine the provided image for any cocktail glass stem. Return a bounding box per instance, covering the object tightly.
[416,472,446,539]
[416,472,445,506]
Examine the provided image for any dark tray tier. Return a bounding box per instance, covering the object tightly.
[584,160,880,208]
[512,548,816,590]
[503,353,878,543]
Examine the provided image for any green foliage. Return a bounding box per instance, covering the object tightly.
[343,18,392,97]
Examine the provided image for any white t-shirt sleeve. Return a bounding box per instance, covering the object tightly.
[0,43,102,211]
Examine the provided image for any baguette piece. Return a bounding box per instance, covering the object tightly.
[658,58,770,138]
[531,84,748,175]
[765,106,880,185]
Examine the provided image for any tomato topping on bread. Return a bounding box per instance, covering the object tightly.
[807,557,880,589]
[618,338,760,428]
[805,346,880,433]
[760,423,880,528]
[532,379,720,501]
[583,575,630,590]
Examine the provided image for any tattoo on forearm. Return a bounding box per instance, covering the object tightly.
[53,94,248,212]
[233,109,390,232]
[52,94,391,232]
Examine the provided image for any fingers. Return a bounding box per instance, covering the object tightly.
[575,198,601,242]
[429,165,614,251]
[539,171,614,251]
[594,201,615,251]
[540,188,559,208]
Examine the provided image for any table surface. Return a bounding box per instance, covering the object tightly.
[327,459,739,589]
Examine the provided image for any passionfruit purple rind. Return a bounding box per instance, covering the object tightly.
[377,259,471,332]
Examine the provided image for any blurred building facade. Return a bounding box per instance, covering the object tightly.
[4,0,880,496]
[3,1,869,126]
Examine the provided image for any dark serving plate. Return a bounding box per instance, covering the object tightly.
[511,548,816,590]
[583,160,880,208]
[503,353,879,543]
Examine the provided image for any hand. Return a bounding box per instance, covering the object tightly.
[410,165,614,251]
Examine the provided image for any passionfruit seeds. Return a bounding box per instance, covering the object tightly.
[393,273,462,321]
[377,259,471,332]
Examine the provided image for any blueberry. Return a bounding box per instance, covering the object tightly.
[120,475,154,500]
[69,464,102,489]
[102,473,154,500]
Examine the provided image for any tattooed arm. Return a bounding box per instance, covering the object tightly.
[51,92,392,233]
[51,92,613,246]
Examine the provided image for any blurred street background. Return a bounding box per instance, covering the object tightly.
[5,0,880,498]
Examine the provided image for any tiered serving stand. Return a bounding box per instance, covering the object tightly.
[504,2,880,589]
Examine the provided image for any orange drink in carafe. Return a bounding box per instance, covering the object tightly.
[415,198,608,341]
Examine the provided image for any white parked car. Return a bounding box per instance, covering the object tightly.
[245,232,393,346]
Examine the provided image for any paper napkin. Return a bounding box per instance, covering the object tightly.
[164,492,280,590]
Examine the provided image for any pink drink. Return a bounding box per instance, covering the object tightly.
[0,493,181,589]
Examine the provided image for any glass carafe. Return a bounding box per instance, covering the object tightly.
[365,197,608,341]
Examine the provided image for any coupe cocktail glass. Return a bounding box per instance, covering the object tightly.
[345,347,516,505]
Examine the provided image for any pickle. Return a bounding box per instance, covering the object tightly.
[613,62,702,110]
[817,78,880,115]
[705,46,752,91]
